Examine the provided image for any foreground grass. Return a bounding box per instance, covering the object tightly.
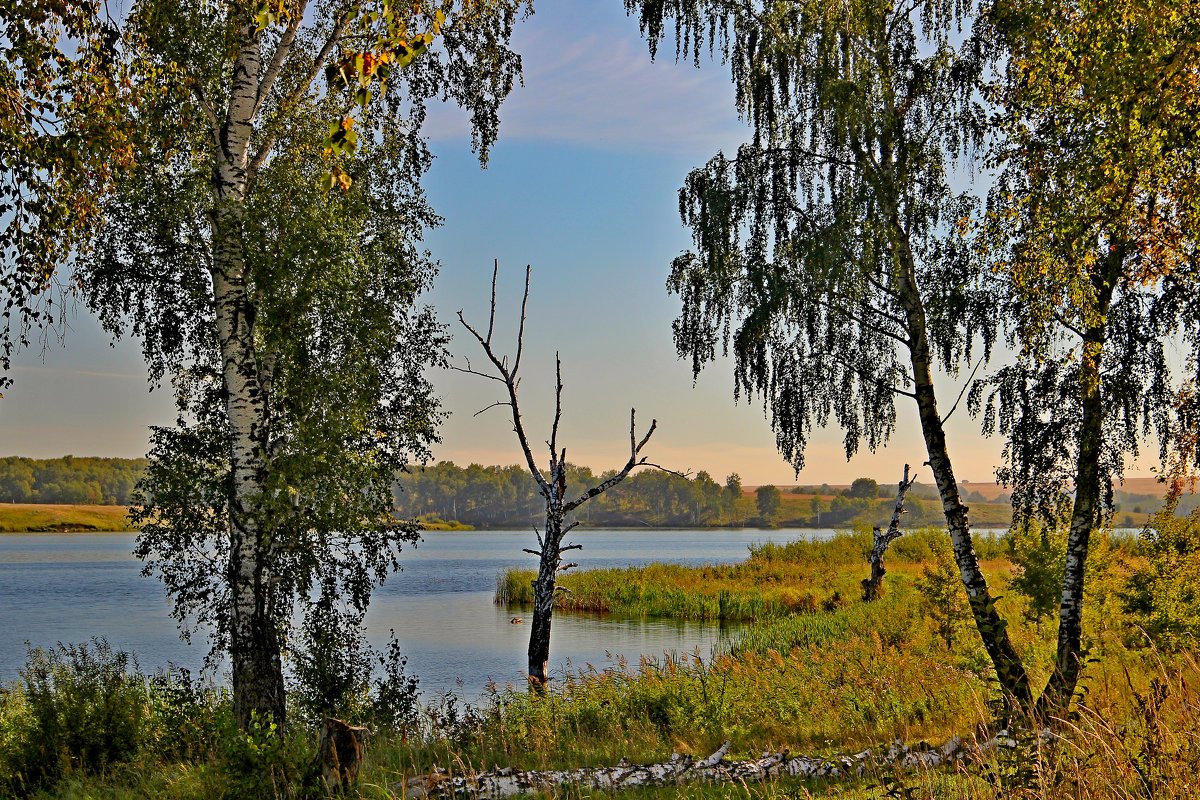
[0,504,135,533]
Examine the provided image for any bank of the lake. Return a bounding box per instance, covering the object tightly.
[4,523,1190,800]
[0,503,135,533]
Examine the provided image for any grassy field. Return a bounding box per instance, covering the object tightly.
[3,525,1192,799]
[496,528,1012,621]
[0,503,135,533]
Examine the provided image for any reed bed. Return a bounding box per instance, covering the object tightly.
[496,528,1013,622]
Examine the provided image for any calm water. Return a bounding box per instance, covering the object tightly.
[0,528,838,699]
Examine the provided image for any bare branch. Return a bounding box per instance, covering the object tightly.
[513,265,531,376]
[940,355,985,425]
[448,362,506,383]
[640,462,690,477]
[560,543,584,552]
[471,400,511,418]
[456,269,550,496]
[486,260,499,345]
[548,353,563,463]
[564,412,660,511]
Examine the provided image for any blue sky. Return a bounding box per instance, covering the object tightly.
[0,0,1017,486]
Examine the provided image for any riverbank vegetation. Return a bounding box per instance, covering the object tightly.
[496,529,1014,622]
[5,518,1199,798]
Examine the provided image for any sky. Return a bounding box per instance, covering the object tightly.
[0,0,1041,487]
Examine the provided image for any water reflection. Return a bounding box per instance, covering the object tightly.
[0,528,824,700]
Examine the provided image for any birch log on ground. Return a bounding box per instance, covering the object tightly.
[862,464,916,602]
[402,732,1040,797]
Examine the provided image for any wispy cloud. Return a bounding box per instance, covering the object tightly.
[425,4,748,154]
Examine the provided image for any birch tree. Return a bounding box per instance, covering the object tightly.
[976,0,1200,715]
[623,0,1032,706]
[64,0,529,731]
[457,266,663,687]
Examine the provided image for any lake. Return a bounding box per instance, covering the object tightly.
[0,528,841,700]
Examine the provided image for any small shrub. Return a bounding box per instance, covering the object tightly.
[915,544,970,649]
[369,633,421,734]
[2,638,149,794]
[1122,487,1200,650]
[1007,514,1068,626]
[146,666,225,763]
[216,711,307,800]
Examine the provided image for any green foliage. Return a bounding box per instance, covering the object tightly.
[626,0,997,472]
[288,610,421,734]
[0,0,147,395]
[215,712,309,800]
[1006,516,1068,625]
[977,0,1200,527]
[915,544,971,649]
[398,461,738,528]
[1,640,148,794]
[1123,494,1200,650]
[756,485,782,527]
[397,462,1014,529]
[0,456,148,504]
[849,479,879,500]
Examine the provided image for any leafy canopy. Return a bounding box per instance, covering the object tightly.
[627,0,997,471]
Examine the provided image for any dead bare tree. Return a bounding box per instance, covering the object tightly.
[456,263,664,687]
[862,464,916,602]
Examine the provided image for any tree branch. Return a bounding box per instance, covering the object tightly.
[254,0,309,117]
[940,355,985,425]
[564,411,659,511]
[248,8,351,177]
[457,266,550,498]
[191,84,221,150]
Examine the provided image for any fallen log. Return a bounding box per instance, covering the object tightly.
[402,731,1038,798]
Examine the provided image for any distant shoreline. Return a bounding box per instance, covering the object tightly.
[0,503,982,535]
[0,503,136,533]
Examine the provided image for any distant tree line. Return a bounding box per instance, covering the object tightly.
[5,454,1186,528]
[395,462,1015,529]
[395,462,744,528]
[0,457,149,504]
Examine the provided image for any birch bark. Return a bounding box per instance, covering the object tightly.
[894,236,1033,710]
[210,22,285,730]
[1037,272,1114,717]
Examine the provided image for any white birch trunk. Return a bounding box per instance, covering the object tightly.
[210,21,286,730]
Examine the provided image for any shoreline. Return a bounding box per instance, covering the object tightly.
[0,503,137,533]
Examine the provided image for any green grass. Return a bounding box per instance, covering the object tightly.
[497,528,1012,622]
[0,504,135,533]
[414,515,476,531]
